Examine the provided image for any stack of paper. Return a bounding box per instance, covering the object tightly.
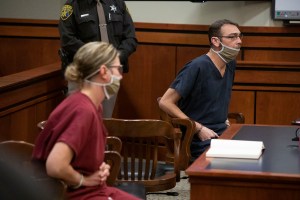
[206,139,265,159]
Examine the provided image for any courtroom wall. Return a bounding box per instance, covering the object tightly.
[0,1,283,27]
[1,20,300,144]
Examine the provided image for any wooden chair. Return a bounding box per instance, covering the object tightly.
[157,97,245,172]
[103,118,181,193]
[0,140,66,200]
[156,97,196,174]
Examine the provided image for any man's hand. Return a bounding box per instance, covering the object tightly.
[195,122,219,141]
[225,119,230,127]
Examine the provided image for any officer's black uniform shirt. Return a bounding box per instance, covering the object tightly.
[59,0,137,72]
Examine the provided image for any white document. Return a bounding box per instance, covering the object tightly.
[206,139,265,159]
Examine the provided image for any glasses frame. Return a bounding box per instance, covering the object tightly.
[218,33,243,40]
[108,65,123,73]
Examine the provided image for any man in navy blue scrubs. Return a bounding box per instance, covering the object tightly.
[159,19,242,159]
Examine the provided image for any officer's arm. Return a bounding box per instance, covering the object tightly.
[117,2,138,64]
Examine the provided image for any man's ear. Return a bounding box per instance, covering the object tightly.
[211,37,221,48]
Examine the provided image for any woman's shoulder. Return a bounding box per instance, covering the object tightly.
[51,92,95,118]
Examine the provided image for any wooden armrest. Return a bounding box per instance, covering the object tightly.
[106,136,122,153]
[172,127,182,181]
[171,118,196,132]
[171,118,195,171]
[104,151,121,186]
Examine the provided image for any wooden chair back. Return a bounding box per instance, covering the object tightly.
[0,140,66,200]
[106,136,147,199]
[103,118,181,192]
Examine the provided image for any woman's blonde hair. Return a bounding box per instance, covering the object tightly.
[64,42,119,85]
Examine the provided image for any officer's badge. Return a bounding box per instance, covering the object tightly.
[60,5,73,21]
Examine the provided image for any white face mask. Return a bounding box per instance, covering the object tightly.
[211,42,240,63]
[84,69,122,99]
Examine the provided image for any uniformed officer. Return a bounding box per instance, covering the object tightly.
[58,0,138,118]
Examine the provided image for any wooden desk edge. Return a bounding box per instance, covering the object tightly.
[185,124,300,182]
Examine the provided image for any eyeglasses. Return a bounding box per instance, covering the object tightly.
[218,33,243,40]
[109,65,123,73]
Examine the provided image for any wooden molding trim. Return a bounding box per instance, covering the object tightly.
[0,62,61,91]
[0,18,58,25]
[237,61,300,69]
[0,91,62,117]
[0,25,59,38]
[1,18,300,39]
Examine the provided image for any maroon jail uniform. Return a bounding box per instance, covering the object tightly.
[32,92,139,200]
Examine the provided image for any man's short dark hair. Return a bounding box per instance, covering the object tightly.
[208,19,239,46]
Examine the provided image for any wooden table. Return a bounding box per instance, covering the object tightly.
[186,124,300,200]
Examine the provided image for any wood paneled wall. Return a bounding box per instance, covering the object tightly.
[0,19,60,76]
[1,19,300,142]
[0,62,65,142]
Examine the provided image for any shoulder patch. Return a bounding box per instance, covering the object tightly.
[60,5,73,21]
